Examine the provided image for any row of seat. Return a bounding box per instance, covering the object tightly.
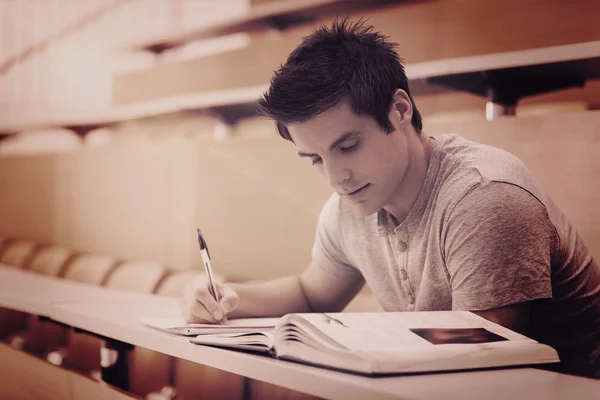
[0,236,319,400]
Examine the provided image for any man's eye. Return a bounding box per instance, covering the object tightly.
[311,157,322,165]
[340,142,358,152]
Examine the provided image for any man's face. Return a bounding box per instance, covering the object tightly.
[287,100,410,216]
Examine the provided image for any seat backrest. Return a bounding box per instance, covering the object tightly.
[103,260,167,293]
[63,253,118,285]
[155,270,222,298]
[63,258,168,385]
[28,245,73,277]
[0,239,38,268]
[59,254,117,375]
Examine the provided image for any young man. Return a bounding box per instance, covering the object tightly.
[181,19,600,378]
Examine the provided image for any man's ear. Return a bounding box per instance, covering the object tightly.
[391,89,413,126]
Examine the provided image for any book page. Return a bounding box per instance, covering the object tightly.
[274,311,559,374]
[191,331,275,353]
[141,316,279,335]
[293,311,536,352]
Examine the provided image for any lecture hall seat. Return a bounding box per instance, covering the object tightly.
[54,253,119,373]
[0,239,39,338]
[154,270,245,400]
[0,238,38,268]
[28,244,73,277]
[101,260,170,398]
[11,245,75,355]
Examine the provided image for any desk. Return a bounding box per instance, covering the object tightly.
[1,265,599,400]
[0,265,175,316]
[50,300,600,400]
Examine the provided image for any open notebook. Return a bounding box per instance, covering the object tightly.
[143,311,560,375]
[141,316,278,336]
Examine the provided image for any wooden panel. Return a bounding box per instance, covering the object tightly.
[431,0,600,59]
[249,379,323,400]
[69,372,137,400]
[1,111,597,283]
[173,359,245,400]
[0,157,58,242]
[62,331,102,374]
[0,342,70,400]
[114,0,600,105]
[53,141,173,264]
[128,347,172,399]
[0,307,27,338]
[190,132,331,280]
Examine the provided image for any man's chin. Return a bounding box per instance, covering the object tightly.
[344,200,379,217]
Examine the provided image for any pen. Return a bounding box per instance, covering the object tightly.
[197,228,220,303]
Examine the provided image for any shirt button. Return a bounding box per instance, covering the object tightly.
[396,241,407,251]
[399,269,408,280]
[408,293,415,305]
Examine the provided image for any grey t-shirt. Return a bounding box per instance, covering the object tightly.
[312,133,600,378]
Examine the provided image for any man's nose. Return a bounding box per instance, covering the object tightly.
[323,159,351,191]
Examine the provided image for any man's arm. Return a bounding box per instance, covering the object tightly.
[226,262,364,318]
[444,182,557,333]
[473,302,531,335]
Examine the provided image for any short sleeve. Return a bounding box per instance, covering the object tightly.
[444,181,556,311]
[311,195,363,282]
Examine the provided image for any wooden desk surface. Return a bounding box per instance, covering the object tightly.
[1,265,599,400]
[0,265,173,316]
[50,300,600,400]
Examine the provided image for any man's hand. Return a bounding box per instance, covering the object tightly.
[180,275,240,323]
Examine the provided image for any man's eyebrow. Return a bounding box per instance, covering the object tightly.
[298,151,318,158]
[297,131,361,158]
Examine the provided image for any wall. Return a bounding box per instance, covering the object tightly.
[0,111,598,281]
[1,0,599,281]
[0,116,331,280]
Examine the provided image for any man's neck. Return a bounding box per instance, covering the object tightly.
[385,134,435,225]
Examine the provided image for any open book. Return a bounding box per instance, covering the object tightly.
[179,311,560,375]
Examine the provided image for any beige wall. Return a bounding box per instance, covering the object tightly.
[1,111,599,281]
[0,119,331,280]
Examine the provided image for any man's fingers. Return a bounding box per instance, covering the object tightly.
[218,284,240,313]
[189,300,220,323]
[193,280,224,320]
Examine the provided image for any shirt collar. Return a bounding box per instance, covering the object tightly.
[374,135,445,236]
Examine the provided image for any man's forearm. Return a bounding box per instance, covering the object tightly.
[227,275,313,318]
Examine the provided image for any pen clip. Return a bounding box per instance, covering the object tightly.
[197,228,210,259]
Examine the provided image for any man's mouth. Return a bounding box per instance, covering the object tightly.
[345,184,370,196]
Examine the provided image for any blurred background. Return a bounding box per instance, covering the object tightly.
[0,1,599,399]
[1,0,598,282]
